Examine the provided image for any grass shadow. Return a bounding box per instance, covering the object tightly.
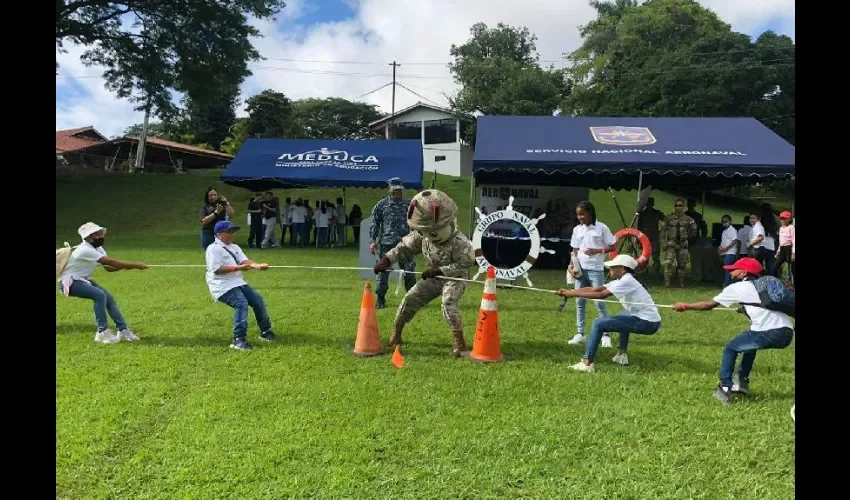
[56,324,95,336]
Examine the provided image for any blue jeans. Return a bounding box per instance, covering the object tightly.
[337,223,347,245]
[318,227,328,246]
[63,280,128,332]
[576,269,607,334]
[722,253,737,287]
[218,285,272,340]
[719,327,793,388]
[201,231,215,250]
[584,311,660,361]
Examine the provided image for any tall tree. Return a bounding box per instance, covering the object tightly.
[182,86,241,150]
[563,0,794,144]
[292,98,384,140]
[56,1,286,119]
[220,118,249,155]
[244,90,297,139]
[123,121,185,142]
[448,22,568,143]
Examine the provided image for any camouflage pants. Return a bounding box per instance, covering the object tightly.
[375,243,416,297]
[394,278,466,333]
[663,246,690,279]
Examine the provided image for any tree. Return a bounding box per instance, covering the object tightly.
[563,0,795,144]
[220,118,249,155]
[448,23,568,143]
[56,1,286,119]
[182,86,240,150]
[291,98,384,140]
[244,90,298,138]
[122,121,185,141]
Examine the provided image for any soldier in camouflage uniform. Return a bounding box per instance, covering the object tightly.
[662,198,698,287]
[374,189,475,357]
[369,177,416,308]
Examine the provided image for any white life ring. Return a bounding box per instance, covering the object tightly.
[471,197,549,282]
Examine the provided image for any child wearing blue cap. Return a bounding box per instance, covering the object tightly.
[205,220,278,350]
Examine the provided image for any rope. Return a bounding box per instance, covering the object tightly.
[146,264,736,311]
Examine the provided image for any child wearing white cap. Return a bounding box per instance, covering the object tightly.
[557,254,662,372]
[58,222,148,343]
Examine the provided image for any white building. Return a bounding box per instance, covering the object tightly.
[369,102,474,177]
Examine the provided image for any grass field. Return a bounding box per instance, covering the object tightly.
[56,171,794,499]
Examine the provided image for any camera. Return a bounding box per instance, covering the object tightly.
[215,196,228,207]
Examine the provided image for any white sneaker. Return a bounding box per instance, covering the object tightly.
[601,335,613,348]
[612,353,630,366]
[94,329,120,344]
[568,333,586,345]
[570,360,596,373]
[117,329,140,342]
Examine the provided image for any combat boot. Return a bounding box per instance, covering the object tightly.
[387,328,402,346]
[451,330,470,358]
[376,294,386,309]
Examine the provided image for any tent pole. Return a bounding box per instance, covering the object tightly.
[317,188,322,249]
[634,171,643,229]
[342,187,347,247]
[701,191,706,215]
[468,174,475,237]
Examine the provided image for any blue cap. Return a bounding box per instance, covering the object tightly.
[214,220,241,234]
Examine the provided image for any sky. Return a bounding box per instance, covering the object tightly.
[55,0,795,138]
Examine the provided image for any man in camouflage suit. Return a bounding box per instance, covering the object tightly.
[373,189,475,357]
[369,177,416,308]
[662,198,698,287]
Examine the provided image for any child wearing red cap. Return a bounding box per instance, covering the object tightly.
[672,257,794,404]
[774,211,795,283]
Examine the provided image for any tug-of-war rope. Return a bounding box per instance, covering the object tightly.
[146,264,736,311]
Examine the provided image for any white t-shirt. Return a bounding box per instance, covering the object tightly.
[205,239,248,300]
[290,206,307,224]
[750,221,765,249]
[59,241,106,282]
[570,222,617,271]
[337,205,346,224]
[603,273,662,323]
[313,210,330,228]
[737,226,751,249]
[713,281,793,331]
[720,226,739,255]
[763,235,776,252]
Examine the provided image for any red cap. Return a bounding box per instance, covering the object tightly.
[723,257,763,275]
[779,211,792,219]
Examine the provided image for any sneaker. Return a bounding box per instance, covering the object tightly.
[570,360,596,373]
[731,374,750,394]
[94,329,120,344]
[230,338,253,351]
[117,329,140,342]
[259,330,278,342]
[612,353,630,366]
[714,385,732,404]
[601,334,613,348]
[568,333,585,345]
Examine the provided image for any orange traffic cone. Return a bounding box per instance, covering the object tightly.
[470,266,505,362]
[352,282,382,357]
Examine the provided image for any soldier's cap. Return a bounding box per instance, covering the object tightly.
[387,177,404,191]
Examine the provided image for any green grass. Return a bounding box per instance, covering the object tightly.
[56,171,794,499]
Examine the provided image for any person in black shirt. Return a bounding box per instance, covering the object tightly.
[247,193,264,248]
[200,187,234,250]
[685,198,708,242]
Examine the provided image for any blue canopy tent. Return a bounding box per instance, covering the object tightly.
[470,115,795,229]
[220,138,424,191]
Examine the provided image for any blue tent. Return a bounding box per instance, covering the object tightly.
[220,138,424,191]
[473,116,794,190]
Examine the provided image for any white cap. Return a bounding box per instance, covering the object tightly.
[78,222,106,239]
[604,254,638,270]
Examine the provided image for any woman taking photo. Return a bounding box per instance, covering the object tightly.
[200,187,234,250]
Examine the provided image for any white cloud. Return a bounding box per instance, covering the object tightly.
[56,0,795,138]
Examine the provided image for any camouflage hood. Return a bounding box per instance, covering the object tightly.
[407,189,459,245]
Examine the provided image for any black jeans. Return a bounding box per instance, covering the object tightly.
[773,246,794,282]
[249,219,264,248]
